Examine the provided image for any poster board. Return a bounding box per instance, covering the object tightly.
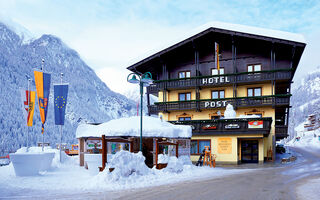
[217,138,232,154]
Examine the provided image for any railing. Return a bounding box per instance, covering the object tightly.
[147,69,293,94]
[169,117,272,136]
[275,125,288,139]
[148,95,291,114]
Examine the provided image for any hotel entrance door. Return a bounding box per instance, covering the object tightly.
[241,140,258,163]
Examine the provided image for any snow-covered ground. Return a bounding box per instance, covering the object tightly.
[286,126,320,200]
[286,126,320,151]
[0,148,254,198]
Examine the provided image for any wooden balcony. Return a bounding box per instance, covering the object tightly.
[275,125,288,139]
[169,117,272,136]
[148,95,291,115]
[147,69,293,94]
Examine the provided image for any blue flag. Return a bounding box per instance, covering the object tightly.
[54,84,68,125]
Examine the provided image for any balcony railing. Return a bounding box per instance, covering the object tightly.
[169,117,272,136]
[147,69,293,94]
[148,95,291,114]
[275,125,288,139]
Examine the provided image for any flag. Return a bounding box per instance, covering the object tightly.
[215,42,220,70]
[34,70,51,134]
[20,89,36,126]
[54,84,68,125]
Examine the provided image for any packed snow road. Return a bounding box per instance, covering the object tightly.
[106,147,320,200]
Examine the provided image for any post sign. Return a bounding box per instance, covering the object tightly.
[248,120,263,128]
[218,138,232,154]
[202,76,230,85]
[204,100,228,108]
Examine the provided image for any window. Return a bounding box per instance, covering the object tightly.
[248,64,261,72]
[247,88,262,97]
[191,140,211,154]
[179,92,191,101]
[179,117,191,121]
[211,68,224,75]
[179,71,191,78]
[212,90,225,99]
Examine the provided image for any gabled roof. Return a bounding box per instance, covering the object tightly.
[127,21,306,71]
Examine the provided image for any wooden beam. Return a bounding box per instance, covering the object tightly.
[101,135,106,171]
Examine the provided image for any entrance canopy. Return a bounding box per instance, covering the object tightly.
[76,116,192,139]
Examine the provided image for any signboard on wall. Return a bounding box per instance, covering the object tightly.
[225,124,240,129]
[86,139,102,150]
[202,76,230,85]
[248,120,263,128]
[217,138,232,154]
[204,100,228,108]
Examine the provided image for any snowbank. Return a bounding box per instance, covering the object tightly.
[0,150,255,197]
[286,129,320,151]
[76,116,192,138]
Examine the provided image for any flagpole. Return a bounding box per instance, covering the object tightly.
[27,77,31,152]
[60,73,63,163]
[41,59,45,152]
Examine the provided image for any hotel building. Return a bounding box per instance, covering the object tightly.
[127,23,306,164]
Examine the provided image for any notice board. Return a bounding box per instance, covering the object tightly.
[218,138,232,154]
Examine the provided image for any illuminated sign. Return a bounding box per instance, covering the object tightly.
[202,125,217,130]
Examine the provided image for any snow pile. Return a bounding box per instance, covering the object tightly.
[106,151,150,181]
[286,129,320,150]
[163,156,184,173]
[224,104,236,119]
[14,146,69,167]
[76,116,192,138]
[238,114,261,118]
[158,153,169,163]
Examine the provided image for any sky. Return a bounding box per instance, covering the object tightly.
[0,0,320,94]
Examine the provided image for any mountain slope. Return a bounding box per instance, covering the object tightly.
[0,22,136,155]
[289,67,320,140]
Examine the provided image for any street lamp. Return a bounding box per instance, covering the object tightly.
[127,72,153,152]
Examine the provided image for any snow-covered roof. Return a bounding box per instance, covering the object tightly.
[127,21,305,69]
[76,116,192,139]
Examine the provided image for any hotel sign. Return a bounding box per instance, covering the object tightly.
[202,76,230,85]
[204,100,228,108]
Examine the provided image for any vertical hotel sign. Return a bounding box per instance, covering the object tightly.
[34,70,51,134]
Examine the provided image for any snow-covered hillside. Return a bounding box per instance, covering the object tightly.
[0,22,136,155]
[289,67,320,140]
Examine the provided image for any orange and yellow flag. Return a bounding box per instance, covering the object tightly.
[21,90,36,126]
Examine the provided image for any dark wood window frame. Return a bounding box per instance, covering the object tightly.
[211,90,225,99]
[178,92,191,101]
[247,87,262,97]
[178,71,191,78]
[247,64,262,72]
[191,139,211,155]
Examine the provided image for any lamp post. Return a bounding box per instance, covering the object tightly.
[127,72,153,152]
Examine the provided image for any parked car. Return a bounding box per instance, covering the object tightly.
[276,144,286,154]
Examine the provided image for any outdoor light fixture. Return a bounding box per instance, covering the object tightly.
[127,72,153,151]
